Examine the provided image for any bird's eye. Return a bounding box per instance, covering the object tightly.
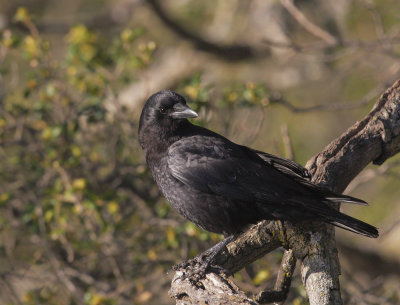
[159,107,167,114]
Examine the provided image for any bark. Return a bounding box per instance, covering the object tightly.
[169,79,400,304]
[255,249,296,304]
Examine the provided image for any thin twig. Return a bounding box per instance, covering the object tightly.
[269,81,390,113]
[279,0,338,46]
[254,249,297,304]
[280,124,294,160]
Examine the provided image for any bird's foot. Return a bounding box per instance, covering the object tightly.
[170,236,235,282]
[177,260,232,283]
[170,251,232,282]
[170,249,209,271]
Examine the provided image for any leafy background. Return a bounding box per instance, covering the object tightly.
[0,1,399,304]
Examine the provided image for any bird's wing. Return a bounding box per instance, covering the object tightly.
[251,148,367,205]
[248,148,311,179]
[248,148,367,205]
[167,136,302,203]
[167,135,367,206]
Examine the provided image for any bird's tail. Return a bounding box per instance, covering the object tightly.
[323,210,379,238]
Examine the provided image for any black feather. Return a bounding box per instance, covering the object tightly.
[138,90,379,238]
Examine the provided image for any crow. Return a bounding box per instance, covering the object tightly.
[138,90,378,276]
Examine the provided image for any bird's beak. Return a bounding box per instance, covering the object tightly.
[171,103,198,119]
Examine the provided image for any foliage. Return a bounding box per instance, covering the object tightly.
[0,8,163,305]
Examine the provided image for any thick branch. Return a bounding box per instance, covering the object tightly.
[306,78,400,191]
[169,79,400,304]
[146,0,268,61]
[300,78,400,305]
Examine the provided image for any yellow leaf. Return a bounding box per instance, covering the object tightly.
[66,66,78,76]
[246,82,255,89]
[71,146,81,157]
[293,298,302,305]
[121,28,133,42]
[14,7,31,23]
[79,43,96,61]
[136,291,152,303]
[44,210,53,222]
[89,294,104,305]
[107,201,119,214]
[41,127,52,140]
[23,36,39,58]
[147,249,157,261]
[66,24,91,44]
[147,41,156,51]
[2,30,14,48]
[253,269,270,286]
[166,227,176,243]
[72,178,86,190]
[0,193,10,203]
[21,292,34,303]
[89,151,99,162]
[31,120,47,130]
[73,204,83,214]
[184,85,199,100]
[227,92,238,102]
[185,222,199,236]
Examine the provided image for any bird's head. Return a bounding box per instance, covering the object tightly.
[138,90,198,150]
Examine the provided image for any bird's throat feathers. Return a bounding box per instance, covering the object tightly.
[139,118,190,152]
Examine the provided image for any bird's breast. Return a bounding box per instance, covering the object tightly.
[147,155,239,234]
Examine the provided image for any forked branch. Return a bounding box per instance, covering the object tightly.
[169,79,400,305]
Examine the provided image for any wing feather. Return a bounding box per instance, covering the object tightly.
[168,135,367,209]
[167,136,303,203]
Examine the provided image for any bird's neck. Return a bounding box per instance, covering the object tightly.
[142,120,193,153]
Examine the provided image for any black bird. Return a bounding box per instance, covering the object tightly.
[138,90,378,275]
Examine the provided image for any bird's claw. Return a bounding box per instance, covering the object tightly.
[170,254,232,283]
[170,255,202,272]
[179,263,231,283]
[208,264,233,277]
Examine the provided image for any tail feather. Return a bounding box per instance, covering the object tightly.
[294,177,369,206]
[326,194,368,206]
[324,211,379,238]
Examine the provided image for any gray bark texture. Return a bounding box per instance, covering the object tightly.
[169,79,400,305]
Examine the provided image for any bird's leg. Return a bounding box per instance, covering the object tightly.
[195,235,235,274]
[172,235,235,280]
[254,249,296,304]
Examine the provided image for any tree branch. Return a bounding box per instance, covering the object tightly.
[146,0,268,61]
[279,0,338,46]
[169,79,400,304]
[255,249,296,304]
